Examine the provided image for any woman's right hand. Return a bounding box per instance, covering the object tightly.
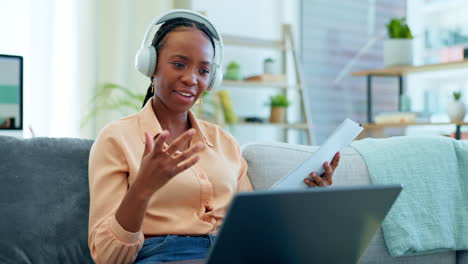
[135,129,205,198]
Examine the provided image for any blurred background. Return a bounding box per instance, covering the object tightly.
[2,0,468,145]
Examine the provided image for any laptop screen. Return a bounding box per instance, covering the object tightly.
[0,54,23,130]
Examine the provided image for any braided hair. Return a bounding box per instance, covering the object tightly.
[141,17,216,108]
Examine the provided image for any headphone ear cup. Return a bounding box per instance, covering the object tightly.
[135,46,157,77]
[207,66,223,91]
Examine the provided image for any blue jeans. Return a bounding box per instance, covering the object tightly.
[134,235,215,264]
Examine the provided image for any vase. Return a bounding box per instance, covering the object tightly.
[447,101,466,122]
[264,59,275,74]
[269,107,286,123]
[383,39,413,67]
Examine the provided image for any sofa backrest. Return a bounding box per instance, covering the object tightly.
[241,141,371,190]
[0,136,94,264]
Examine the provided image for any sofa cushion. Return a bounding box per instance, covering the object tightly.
[0,136,94,264]
[241,141,369,190]
[242,141,457,264]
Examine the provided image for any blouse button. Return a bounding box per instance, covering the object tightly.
[200,175,207,179]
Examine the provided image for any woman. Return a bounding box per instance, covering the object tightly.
[88,9,340,264]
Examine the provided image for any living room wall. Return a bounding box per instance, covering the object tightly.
[301,0,407,143]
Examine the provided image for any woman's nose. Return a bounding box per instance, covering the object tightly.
[181,69,197,86]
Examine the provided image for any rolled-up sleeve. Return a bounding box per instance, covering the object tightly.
[88,126,144,264]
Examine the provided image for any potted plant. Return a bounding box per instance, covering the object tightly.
[268,93,290,123]
[80,83,145,128]
[384,17,414,67]
[224,61,241,80]
[447,91,466,123]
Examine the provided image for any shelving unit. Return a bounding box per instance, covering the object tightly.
[217,24,312,144]
[352,59,468,139]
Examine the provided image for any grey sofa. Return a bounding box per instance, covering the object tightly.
[1,135,467,263]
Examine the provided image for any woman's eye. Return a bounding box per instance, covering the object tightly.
[173,62,184,68]
[200,68,210,75]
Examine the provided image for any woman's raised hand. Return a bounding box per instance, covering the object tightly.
[136,129,205,197]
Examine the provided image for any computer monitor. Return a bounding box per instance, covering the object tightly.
[0,54,23,130]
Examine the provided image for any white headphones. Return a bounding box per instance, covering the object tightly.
[134,9,224,91]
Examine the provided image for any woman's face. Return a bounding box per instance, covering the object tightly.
[153,28,214,113]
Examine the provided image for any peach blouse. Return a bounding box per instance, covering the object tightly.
[88,98,253,264]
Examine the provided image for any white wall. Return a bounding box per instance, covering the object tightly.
[89,0,175,138]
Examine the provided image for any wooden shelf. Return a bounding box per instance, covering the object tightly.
[222,34,285,49]
[232,122,309,129]
[352,59,468,76]
[363,122,468,129]
[222,80,297,89]
[217,24,313,144]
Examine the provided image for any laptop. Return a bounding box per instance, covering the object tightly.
[167,184,402,264]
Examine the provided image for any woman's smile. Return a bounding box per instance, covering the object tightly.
[173,89,196,103]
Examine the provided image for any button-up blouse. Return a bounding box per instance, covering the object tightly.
[88,98,253,264]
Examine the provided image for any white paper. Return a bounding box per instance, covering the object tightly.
[270,118,364,190]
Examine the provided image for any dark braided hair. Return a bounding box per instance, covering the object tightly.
[141,17,216,108]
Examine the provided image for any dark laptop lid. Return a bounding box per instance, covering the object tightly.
[206,184,402,264]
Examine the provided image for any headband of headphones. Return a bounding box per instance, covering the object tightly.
[135,9,224,90]
[140,9,222,48]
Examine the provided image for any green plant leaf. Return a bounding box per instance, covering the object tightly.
[80,82,146,128]
[268,93,291,107]
[387,17,413,39]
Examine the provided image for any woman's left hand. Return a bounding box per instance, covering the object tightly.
[304,152,340,187]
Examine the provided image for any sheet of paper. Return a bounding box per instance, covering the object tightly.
[270,118,364,190]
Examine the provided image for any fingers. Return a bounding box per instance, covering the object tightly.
[174,142,205,164]
[304,177,318,187]
[331,152,340,170]
[175,155,201,174]
[166,129,196,155]
[323,161,333,178]
[152,131,169,155]
[143,132,154,157]
[305,172,328,187]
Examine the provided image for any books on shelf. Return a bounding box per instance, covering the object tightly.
[374,112,430,124]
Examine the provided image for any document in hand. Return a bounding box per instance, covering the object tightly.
[270,118,364,190]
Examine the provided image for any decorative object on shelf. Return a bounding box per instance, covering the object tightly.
[374,112,416,124]
[447,91,466,123]
[191,91,224,125]
[243,74,286,82]
[268,93,290,123]
[263,58,275,74]
[224,61,241,80]
[400,93,412,112]
[384,17,414,67]
[244,116,264,123]
[217,90,237,124]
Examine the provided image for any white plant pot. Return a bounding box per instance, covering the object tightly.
[383,39,413,67]
[447,101,466,122]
